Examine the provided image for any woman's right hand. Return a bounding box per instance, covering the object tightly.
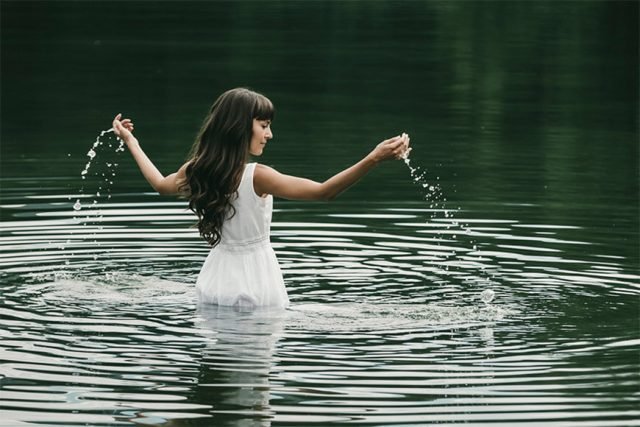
[369,133,411,163]
[112,113,137,146]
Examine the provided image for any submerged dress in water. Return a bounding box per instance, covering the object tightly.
[196,163,289,309]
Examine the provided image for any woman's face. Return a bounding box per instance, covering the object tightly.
[249,119,273,156]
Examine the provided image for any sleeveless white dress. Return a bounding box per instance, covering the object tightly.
[195,163,289,309]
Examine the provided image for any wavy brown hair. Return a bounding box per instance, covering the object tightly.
[182,88,274,246]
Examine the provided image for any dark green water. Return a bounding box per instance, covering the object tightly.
[1,1,638,426]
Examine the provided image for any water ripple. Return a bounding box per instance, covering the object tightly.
[0,196,638,426]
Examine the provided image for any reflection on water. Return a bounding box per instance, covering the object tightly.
[194,305,285,427]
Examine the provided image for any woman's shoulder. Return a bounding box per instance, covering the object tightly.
[252,162,273,173]
[252,163,282,197]
[253,162,280,177]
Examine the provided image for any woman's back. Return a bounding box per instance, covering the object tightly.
[220,163,272,246]
[195,162,289,309]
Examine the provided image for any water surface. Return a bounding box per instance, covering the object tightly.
[1,1,638,426]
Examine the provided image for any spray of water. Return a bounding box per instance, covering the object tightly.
[74,128,124,210]
[401,147,448,217]
[68,128,125,265]
[480,288,495,304]
[401,147,497,304]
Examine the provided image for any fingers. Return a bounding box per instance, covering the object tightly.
[384,133,409,146]
[391,133,410,159]
[381,135,403,145]
[373,133,411,162]
[113,113,134,124]
[386,133,407,148]
[399,133,411,159]
[112,113,135,134]
[121,119,134,130]
[401,133,410,151]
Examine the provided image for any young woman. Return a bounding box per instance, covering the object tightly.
[112,87,410,309]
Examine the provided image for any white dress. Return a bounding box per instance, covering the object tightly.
[196,162,289,309]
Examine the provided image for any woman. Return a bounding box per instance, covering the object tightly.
[112,87,410,309]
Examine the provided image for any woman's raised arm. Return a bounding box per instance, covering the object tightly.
[112,114,187,196]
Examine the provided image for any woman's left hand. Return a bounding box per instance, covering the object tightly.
[370,132,411,163]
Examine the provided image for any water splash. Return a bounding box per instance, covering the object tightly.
[288,302,513,332]
[402,149,447,214]
[402,147,499,292]
[68,128,125,266]
[480,288,495,304]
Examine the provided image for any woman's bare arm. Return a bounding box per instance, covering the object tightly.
[112,114,187,196]
[254,134,410,201]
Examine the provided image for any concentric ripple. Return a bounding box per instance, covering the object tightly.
[0,189,638,426]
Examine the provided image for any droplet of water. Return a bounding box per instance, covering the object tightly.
[73,200,82,211]
[480,289,495,304]
[87,149,96,159]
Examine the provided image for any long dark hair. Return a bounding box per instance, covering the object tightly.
[182,88,274,246]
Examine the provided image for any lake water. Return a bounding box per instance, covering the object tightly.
[1,1,638,426]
